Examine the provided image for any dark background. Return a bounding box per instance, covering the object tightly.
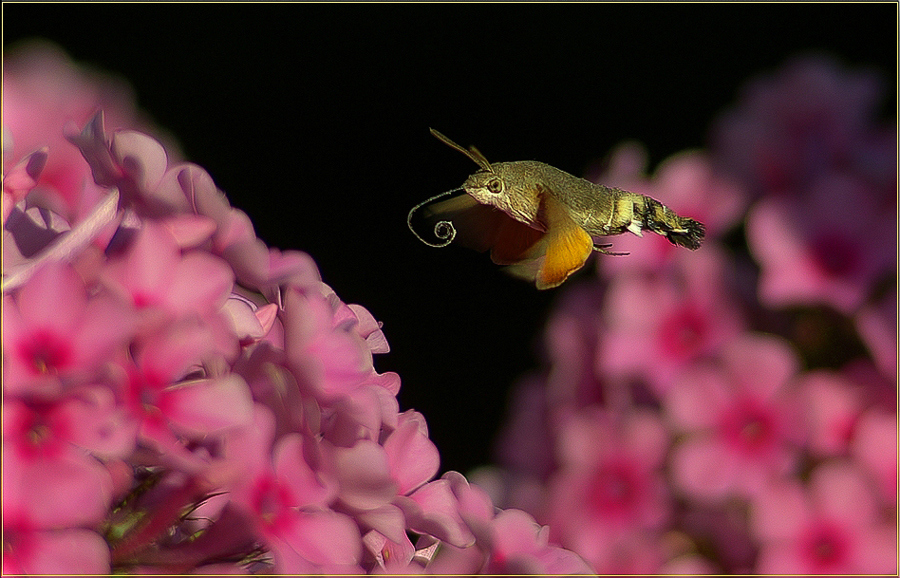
[4,4,896,475]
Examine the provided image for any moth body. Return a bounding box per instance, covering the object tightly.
[408,130,705,289]
[464,159,703,250]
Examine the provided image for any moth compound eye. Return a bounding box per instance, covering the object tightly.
[487,178,503,194]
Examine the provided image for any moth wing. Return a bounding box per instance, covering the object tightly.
[488,215,547,265]
[422,187,591,289]
[424,193,545,259]
[421,193,501,252]
[532,186,594,289]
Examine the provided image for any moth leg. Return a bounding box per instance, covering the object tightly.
[592,242,629,256]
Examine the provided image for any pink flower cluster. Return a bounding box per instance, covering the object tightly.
[485,55,897,574]
[2,43,592,575]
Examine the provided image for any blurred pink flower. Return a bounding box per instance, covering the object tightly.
[425,472,593,575]
[747,170,895,314]
[796,370,865,458]
[712,54,886,196]
[2,42,163,222]
[751,460,896,574]
[850,408,897,510]
[2,148,47,223]
[597,246,745,395]
[2,522,111,575]
[664,333,805,502]
[11,43,895,576]
[485,54,896,576]
[545,407,671,572]
[856,290,898,380]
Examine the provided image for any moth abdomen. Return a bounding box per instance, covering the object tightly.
[641,196,706,250]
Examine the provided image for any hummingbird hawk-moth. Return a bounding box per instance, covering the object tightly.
[408,129,705,289]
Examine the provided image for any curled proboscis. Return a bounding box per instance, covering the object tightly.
[407,188,463,248]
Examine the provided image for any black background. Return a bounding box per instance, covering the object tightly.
[4,4,896,475]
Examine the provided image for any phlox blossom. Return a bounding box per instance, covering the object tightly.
[747,170,895,314]
[597,246,745,395]
[2,261,134,397]
[2,42,159,222]
[423,472,593,575]
[711,54,886,196]
[751,460,897,574]
[545,407,671,573]
[664,333,805,502]
[225,406,362,573]
[851,408,898,510]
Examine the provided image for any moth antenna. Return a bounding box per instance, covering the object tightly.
[407,187,464,247]
[430,128,494,173]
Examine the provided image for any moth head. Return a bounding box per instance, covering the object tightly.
[430,128,507,206]
[463,170,506,206]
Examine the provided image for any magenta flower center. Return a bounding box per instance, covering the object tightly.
[719,398,778,457]
[250,476,295,532]
[19,330,72,376]
[16,412,66,460]
[800,520,851,570]
[586,459,643,520]
[810,232,860,277]
[659,307,708,360]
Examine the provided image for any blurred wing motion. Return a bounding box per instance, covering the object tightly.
[421,188,594,289]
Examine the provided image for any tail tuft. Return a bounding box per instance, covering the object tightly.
[666,218,705,250]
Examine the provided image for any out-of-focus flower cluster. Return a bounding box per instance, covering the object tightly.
[2,43,593,575]
[480,54,897,575]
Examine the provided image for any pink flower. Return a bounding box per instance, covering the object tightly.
[851,409,897,509]
[856,290,898,380]
[2,148,47,224]
[2,261,134,397]
[2,42,160,222]
[2,522,111,575]
[796,370,865,458]
[747,170,895,314]
[544,407,670,572]
[541,282,605,409]
[101,220,238,357]
[712,54,886,196]
[228,413,361,573]
[483,509,594,575]
[425,472,593,575]
[751,460,896,574]
[121,322,254,473]
[664,333,805,502]
[597,246,745,395]
[0,42,635,575]
[2,391,122,572]
[3,411,116,530]
[283,286,375,402]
